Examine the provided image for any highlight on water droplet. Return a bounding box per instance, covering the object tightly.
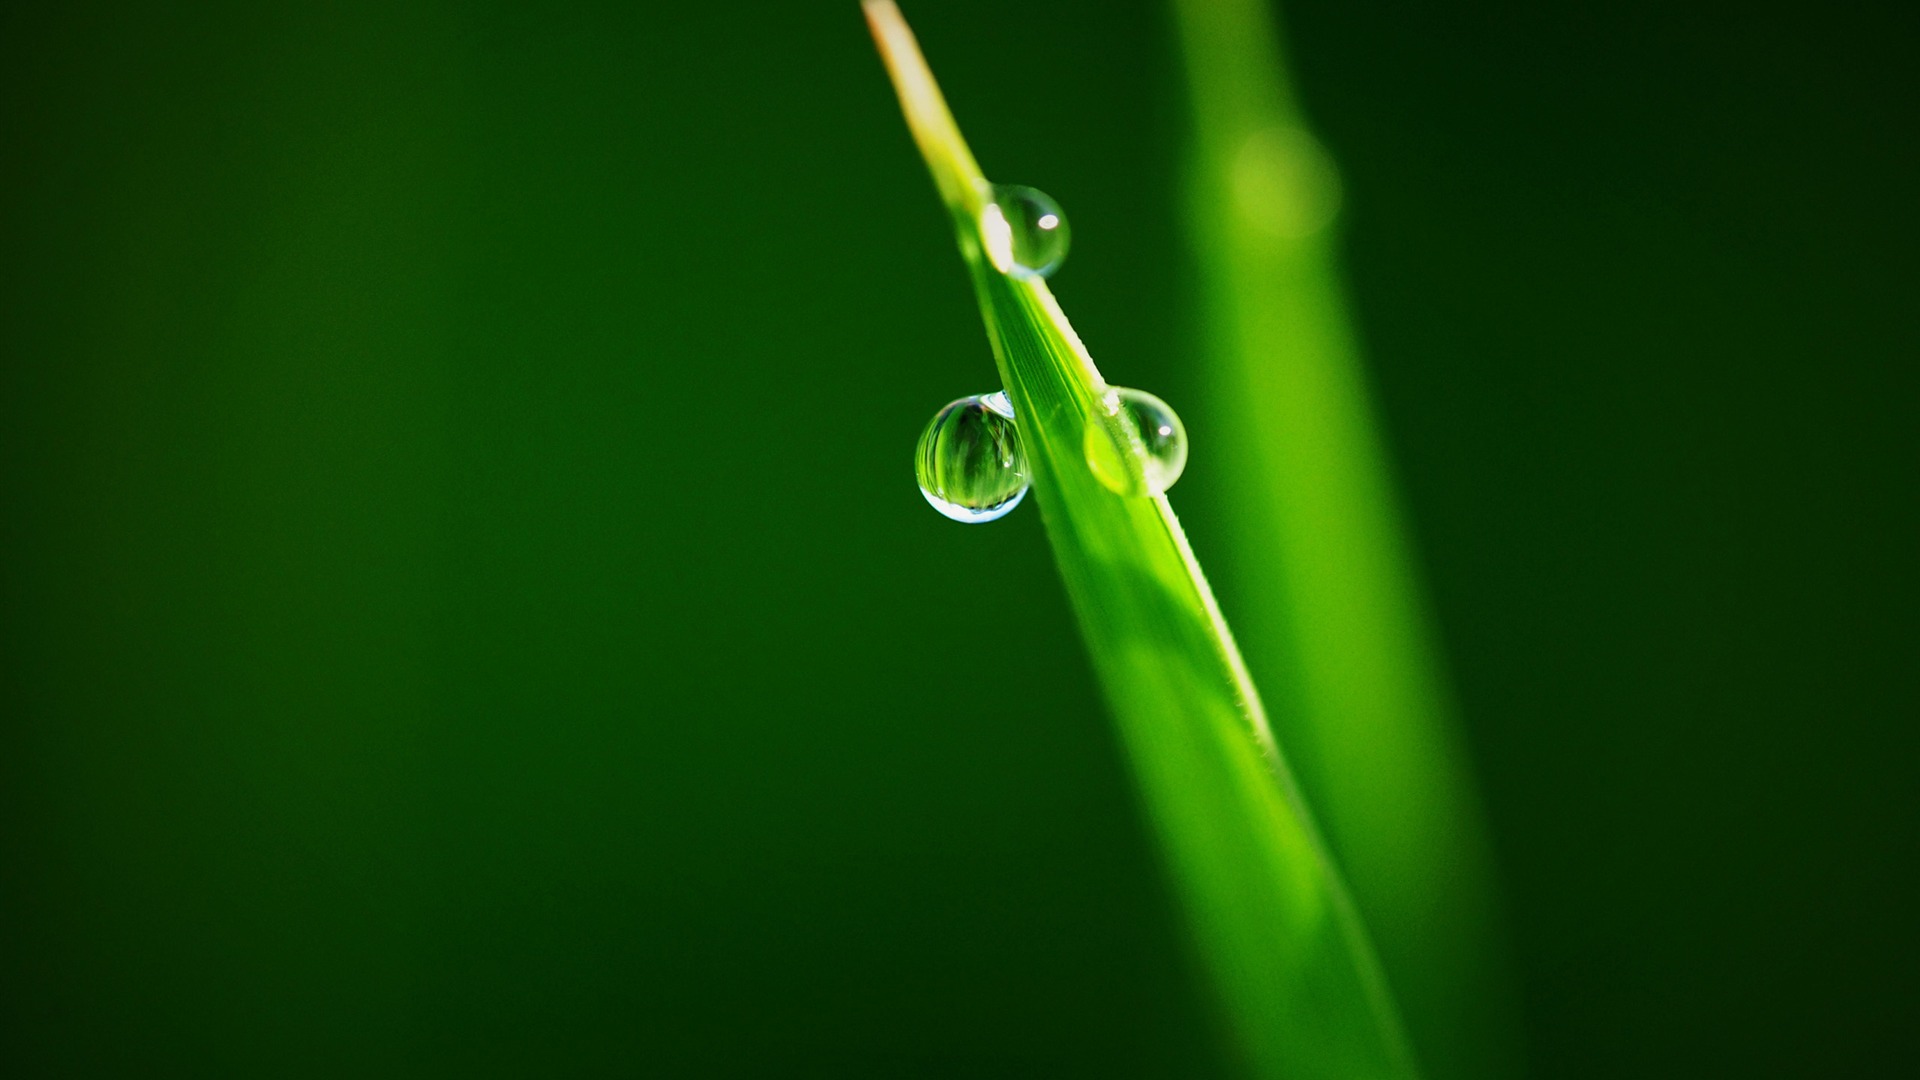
[980,184,1070,279]
[916,391,1030,523]
[1083,386,1189,498]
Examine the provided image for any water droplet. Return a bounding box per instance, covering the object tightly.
[1083,386,1188,497]
[916,391,1029,523]
[980,185,1070,279]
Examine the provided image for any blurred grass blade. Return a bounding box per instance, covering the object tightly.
[1169,1,1518,1076]
[865,3,1415,1076]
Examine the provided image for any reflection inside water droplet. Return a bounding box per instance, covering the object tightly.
[1083,386,1188,497]
[981,184,1070,279]
[916,391,1029,523]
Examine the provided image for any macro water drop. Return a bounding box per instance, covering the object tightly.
[1083,386,1189,498]
[980,184,1070,279]
[916,391,1029,523]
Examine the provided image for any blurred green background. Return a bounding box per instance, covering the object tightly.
[2,0,1912,1076]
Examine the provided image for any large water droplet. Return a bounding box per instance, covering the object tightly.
[1083,386,1188,497]
[916,391,1029,523]
[980,185,1070,279]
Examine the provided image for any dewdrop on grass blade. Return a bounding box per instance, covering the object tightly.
[1083,386,1189,497]
[980,185,1070,279]
[915,391,1029,522]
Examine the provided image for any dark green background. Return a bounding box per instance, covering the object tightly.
[3,1,1912,1075]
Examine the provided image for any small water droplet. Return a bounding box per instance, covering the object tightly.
[916,391,1029,523]
[1083,386,1188,497]
[980,185,1070,279]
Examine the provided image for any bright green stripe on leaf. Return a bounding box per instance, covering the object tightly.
[1170,2,1518,1078]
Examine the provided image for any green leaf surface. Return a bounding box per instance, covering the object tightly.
[1169,2,1518,1077]
[865,4,1416,1076]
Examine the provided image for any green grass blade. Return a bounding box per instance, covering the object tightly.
[865,4,1416,1076]
[1169,2,1518,1077]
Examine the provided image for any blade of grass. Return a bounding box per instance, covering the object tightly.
[1168,2,1518,1077]
[865,4,1416,1076]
